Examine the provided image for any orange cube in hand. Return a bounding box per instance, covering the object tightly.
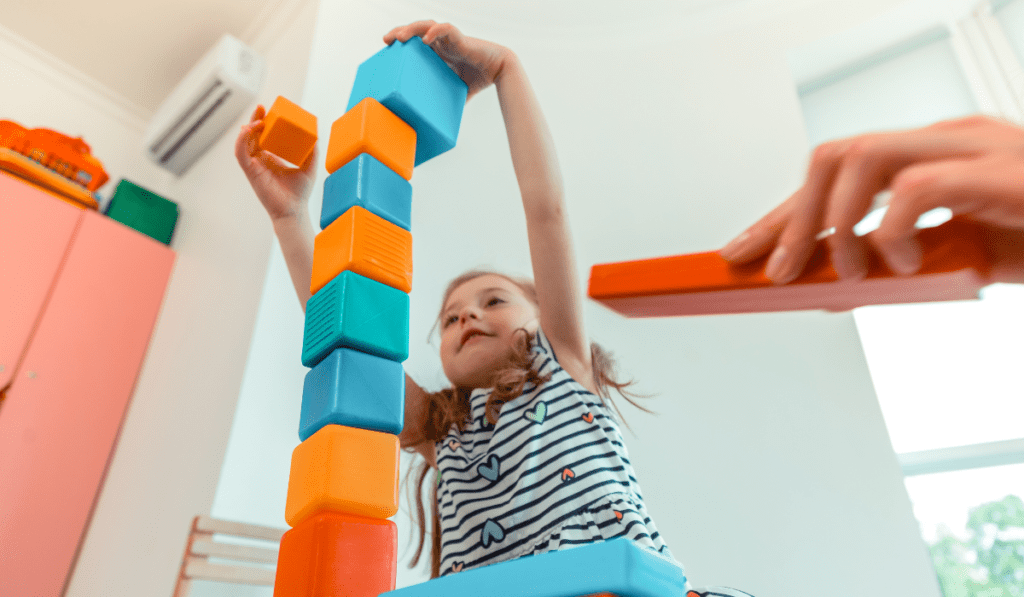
[258,96,318,166]
[326,98,415,180]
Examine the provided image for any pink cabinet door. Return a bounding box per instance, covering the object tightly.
[0,172,84,390]
[0,209,175,597]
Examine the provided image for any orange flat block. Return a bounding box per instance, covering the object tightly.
[274,511,397,597]
[588,219,992,317]
[285,424,399,526]
[311,205,412,295]
[259,96,318,167]
[326,98,415,180]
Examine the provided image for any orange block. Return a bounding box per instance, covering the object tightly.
[311,206,412,295]
[285,424,399,526]
[274,511,397,597]
[326,98,415,180]
[258,96,318,166]
[588,219,992,317]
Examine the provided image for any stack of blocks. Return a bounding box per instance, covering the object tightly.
[262,36,690,597]
[266,37,468,597]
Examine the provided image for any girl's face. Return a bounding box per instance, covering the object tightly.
[439,274,539,389]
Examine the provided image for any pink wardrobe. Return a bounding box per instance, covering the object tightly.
[0,171,175,596]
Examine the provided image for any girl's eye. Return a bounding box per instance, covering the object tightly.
[443,314,457,328]
[486,297,504,306]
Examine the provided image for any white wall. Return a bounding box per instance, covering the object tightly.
[0,2,319,595]
[214,1,944,596]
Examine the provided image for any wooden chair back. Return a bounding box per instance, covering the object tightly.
[172,515,285,597]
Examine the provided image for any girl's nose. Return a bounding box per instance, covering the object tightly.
[459,306,481,323]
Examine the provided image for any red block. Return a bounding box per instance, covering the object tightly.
[274,511,397,597]
[588,219,992,317]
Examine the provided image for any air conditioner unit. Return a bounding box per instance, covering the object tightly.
[144,34,265,175]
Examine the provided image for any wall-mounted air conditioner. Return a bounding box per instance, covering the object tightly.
[144,34,265,176]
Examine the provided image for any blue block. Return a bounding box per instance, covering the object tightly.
[302,270,410,366]
[299,347,405,441]
[321,153,413,231]
[381,539,686,597]
[348,36,468,166]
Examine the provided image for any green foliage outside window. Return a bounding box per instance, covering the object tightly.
[929,495,1024,597]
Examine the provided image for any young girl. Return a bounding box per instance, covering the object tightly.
[237,20,741,594]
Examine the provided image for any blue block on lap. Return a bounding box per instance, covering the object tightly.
[302,270,410,366]
[381,539,686,597]
[299,347,405,441]
[321,153,413,231]
[348,36,468,166]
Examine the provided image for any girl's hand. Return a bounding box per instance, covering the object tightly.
[384,21,511,101]
[234,105,318,221]
[719,115,1024,285]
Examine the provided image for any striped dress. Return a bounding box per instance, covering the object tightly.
[434,328,683,581]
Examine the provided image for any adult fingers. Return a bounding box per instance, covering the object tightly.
[870,158,981,274]
[766,139,849,284]
[719,197,791,264]
[822,135,903,280]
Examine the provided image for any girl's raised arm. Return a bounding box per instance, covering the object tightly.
[386,21,595,388]
[493,54,594,388]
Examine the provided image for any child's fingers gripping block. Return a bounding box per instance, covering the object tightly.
[326,98,415,180]
[301,270,410,366]
[258,96,318,166]
[285,424,399,526]
[275,511,397,597]
[348,36,468,166]
[311,205,412,295]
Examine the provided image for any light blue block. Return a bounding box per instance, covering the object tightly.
[299,347,405,441]
[321,153,412,231]
[302,270,410,366]
[381,539,686,597]
[348,36,468,166]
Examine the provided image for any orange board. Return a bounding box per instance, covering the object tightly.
[285,424,400,526]
[588,219,991,317]
[258,96,318,167]
[275,511,397,597]
[325,98,415,180]
[311,205,413,295]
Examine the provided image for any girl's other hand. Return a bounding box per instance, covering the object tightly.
[719,115,1024,285]
[384,21,511,101]
[234,105,318,222]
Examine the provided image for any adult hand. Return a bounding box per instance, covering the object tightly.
[234,105,318,221]
[719,115,1024,284]
[384,21,512,101]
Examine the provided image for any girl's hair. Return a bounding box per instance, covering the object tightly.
[405,269,652,578]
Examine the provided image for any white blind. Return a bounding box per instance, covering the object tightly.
[799,30,978,147]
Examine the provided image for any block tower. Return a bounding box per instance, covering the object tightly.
[270,37,468,597]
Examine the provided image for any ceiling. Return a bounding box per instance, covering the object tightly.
[0,0,311,116]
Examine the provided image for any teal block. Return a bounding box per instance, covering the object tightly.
[302,270,409,366]
[299,346,405,441]
[321,153,412,231]
[348,36,468,166]
[381,539,686,597]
